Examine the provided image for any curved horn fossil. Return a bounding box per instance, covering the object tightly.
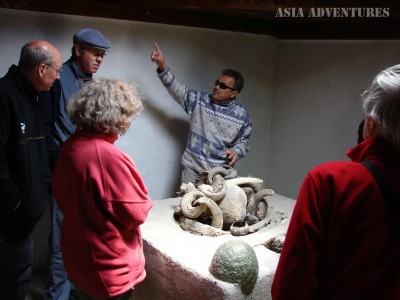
[179,217,229,236]
[207,167,230,184]
[249,189,274,216]
[226,177,265,192]
[194,196,223,229]
[180,190,207,219]
[231,206,275,236]
[198,174,227,202]
[221,164,238,179]
[230,221,250,236]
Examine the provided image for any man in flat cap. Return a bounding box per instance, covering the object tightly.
[40,28,110,300]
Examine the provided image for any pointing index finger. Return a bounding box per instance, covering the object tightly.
[153,42,162,54]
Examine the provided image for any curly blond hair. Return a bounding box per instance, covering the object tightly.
[68,78,143,135]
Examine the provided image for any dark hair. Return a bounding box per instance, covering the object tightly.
[221,69,244,92]
[18,43,54,71]
[71,45,77,60]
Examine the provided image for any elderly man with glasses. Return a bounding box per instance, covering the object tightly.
[151,42,252,185]
[40,28,111,300]
[0,40,62,300]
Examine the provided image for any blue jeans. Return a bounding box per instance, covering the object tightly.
[0,226,34,300]
[43,195,77,300]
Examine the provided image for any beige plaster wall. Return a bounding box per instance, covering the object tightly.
[270,40,400,198]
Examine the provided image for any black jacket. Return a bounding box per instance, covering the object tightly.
[0,65,49,231]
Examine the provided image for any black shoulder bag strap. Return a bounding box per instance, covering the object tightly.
[361,160,400,215]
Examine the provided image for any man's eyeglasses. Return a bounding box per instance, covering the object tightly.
[360,90,369,102]
[45,64,62,75]
[215,80,236,91]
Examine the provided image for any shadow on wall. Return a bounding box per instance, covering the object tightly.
[143,99,190,195]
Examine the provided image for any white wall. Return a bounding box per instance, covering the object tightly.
[0,8,275,200]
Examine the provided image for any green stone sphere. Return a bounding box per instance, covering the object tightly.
[209,239,259,295]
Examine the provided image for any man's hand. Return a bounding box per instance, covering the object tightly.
[223,149,238,166]
[151,42,167,71]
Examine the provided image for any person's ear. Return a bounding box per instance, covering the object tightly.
[363,116,378,139]
[75,44,82,57]
[366,116,377,131]
[230,90,239,99]
[38,63,47,78]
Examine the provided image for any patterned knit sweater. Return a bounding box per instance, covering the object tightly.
[158,67,252,173]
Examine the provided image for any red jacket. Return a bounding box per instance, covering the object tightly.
[52,129,153,298]
[271,138,400,300]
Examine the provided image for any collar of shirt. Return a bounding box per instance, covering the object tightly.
[210,96,237,107]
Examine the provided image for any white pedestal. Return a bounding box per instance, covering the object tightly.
[135,194,296,300]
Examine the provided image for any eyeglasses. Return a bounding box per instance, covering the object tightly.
[360,90,369,102]
[215,80,236,91]
[45,64,62,75]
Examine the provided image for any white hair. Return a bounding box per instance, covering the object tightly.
[363,64,400,147]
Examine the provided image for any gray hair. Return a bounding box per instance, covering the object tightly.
[68,78,143,135]
[363,64,400,147]
[18,43,54,71]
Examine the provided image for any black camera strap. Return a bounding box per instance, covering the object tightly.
[361,160,399,215]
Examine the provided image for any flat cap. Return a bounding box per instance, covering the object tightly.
[73,28,111,51]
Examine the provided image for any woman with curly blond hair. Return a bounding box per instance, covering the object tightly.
[52,78,153,300]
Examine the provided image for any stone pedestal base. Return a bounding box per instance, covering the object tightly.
[135,194,295,300]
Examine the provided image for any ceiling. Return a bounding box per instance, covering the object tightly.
[1,0,400,39]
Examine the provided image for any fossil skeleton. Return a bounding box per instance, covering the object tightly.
[174,166,275,236]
